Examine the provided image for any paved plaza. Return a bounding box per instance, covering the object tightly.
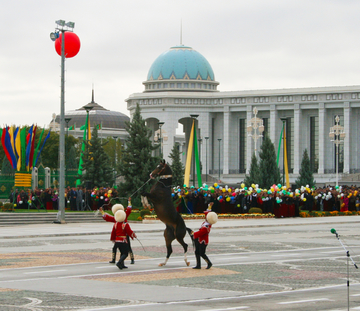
[0,216,360,310]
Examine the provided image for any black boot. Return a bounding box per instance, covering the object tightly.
[117,254,128,270]
[193,254,201,269]
[130,252,135,264]
[109,251,116,264]
[203,255,212,269]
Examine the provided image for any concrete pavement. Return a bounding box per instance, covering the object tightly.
[1,215,359,238]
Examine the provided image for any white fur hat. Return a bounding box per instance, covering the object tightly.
[112,204,124,215]
[206,211,218,225]
[115,210,126,222]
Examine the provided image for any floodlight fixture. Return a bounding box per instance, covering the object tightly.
[50,32,59,41]
[56,20,65,27]
[65,21,75,29]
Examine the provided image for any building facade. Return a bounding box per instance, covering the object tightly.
[126,45,360,185]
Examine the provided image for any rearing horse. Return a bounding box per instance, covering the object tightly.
[141,159,191,267]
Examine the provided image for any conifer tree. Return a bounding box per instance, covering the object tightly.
[258,134,281,188]
[66,145,78,170]
[244,152,260,187]
[80,126,113,187]
[1,157,14,175]
[169,142,184,187]
[295,148,315,188]
[118,104,158,206]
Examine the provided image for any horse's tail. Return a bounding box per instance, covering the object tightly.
[186,227,195,250]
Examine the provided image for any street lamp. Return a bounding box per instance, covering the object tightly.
[190,114,199,187]
[198,138,202,175]
[205,137,209,183]
[329,115,346,187]
[158,122,164,158]
[65,117,71,136]
[50,20,75,224]
[247,107,264,158]
[218,138,222,182]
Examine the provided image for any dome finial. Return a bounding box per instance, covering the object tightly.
[91,84,95,103]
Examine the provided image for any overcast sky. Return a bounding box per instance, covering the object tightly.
[1,0,360,127]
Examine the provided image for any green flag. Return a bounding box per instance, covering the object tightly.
[76,114,88,186]
[33,128,45,168]
[193,127,202,187]
[277,123,284,166]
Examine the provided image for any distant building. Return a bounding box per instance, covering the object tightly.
[51,90,130,142]
[126,44,360,185]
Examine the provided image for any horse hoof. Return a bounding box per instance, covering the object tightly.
[159,263,165,266]
[186,262,190,266]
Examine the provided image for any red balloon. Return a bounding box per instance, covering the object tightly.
[55,32,81,58]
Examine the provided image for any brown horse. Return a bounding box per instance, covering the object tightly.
[141,159,191,266]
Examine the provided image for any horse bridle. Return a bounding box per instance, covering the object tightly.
[157,163,172,180]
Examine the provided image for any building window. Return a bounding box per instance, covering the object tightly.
[260,97,264,103]
[175,99,179,104]
[284,96,288,102]
[242,98,246,104]
[191,83,195,88]
[140,100,143,105]
[154,99,157,104]
[181,99,185,104]
[313,95,317,100]
[326,94,331,100]
[352,93,356,99]
[339,94,342,100]
[149,100,153,105]
[231,98,235,104]
[184,83,189,88]
[236,98,240,104]
[310,116,319,173]
[219,99,223,104]
[187,99,192,104]
[289,96,293,102]
[194,99,198,104]
[278,97,282,102]
[159,99,162,104]
[302,96,306,101]
[170,83,175,88]
[254,98,259,103]
[177,83,182,88]
[197,83,201,88]
[164,83,168,88]
[201,99,205,104]
[307,95,312,101]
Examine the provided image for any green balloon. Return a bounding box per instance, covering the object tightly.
[211,189,215,193]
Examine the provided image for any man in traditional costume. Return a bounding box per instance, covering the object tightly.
[191,202,217,270]
[100,200,136,270]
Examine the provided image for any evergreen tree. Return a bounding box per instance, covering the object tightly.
[295,148,316,188]
[244,152,260,187]
[118,103,158,206]
[258,134,281,188]
[1,157,15,175]
[66,145,78,169]
[169,142,184,187]
[80,126,113,187]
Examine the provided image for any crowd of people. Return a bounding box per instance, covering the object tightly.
[8,186,120,211]
[171,184,360,217]
[8,183,360,218]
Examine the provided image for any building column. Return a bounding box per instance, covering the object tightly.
[223,107,230,174]
[246,106,253,174]
[269,104,277,143]
[293,104,301,174]
[318,103,325,174]
[343,102,350,174]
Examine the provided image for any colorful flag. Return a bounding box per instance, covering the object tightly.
[35,130,51,167]
[76,113,89,186]
[276,123,284,166]
[33,128,45,168]
[29,125,37,170]
[283,125,290,189]
[96,123,102,130]
[80,125,86,130]
[184,120,195,187]
[14,127,21,171]
[25,125,34,169]
[193,125,202,187]
[69,125,75,130]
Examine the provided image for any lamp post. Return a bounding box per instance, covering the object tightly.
[190,114,199,187]
[247,107,264,158]
[158,122,164,158]
[198,138,202,175]
[218,138,222,182]
[50,20,75,224]
[205,136,209,183]
[329,115,345,187]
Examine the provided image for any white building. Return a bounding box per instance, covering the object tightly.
[126,45,359,186]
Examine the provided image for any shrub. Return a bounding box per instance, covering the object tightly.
[0,201,3,207]
[248,207,263,214]
[2,203,14,212]
[140,209,151,218]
